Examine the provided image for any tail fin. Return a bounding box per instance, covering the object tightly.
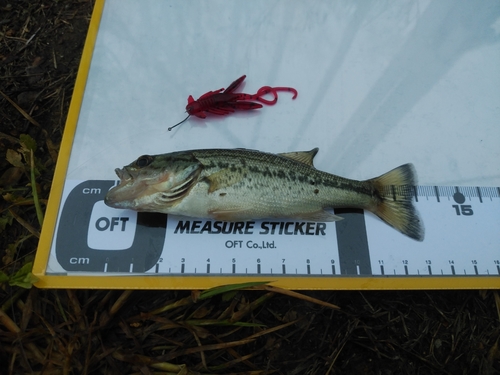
[367,164,424,241]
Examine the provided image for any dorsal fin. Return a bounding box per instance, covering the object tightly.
[278,148,319,167]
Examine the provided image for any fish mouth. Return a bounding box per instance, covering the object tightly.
[104,167,145,209]
[114,167,132,181]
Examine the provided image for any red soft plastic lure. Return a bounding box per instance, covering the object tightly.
[168,75,298,130]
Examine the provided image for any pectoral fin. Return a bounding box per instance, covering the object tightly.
[205,168,245,193]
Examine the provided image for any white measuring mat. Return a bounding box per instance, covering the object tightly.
[32,1,500,290]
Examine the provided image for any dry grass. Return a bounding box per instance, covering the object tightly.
[0,1,499,374]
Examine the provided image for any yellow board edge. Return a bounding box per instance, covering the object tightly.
[34,275,500,291]
[33,0,106,280]
[32,0,500,291]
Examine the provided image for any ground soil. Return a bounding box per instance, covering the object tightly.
[0,1,499,374]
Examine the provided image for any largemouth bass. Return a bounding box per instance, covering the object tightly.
[104,148,424,241]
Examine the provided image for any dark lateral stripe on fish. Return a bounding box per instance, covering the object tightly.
[204,159,375,197]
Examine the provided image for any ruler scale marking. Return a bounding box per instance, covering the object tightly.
[48,182,500,286]
[334,208,372,275]
[434,186,441,202]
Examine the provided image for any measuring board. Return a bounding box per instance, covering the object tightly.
[33,179,500,290]
[32,0,500,290]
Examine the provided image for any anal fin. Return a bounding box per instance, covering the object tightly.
[294,210,343,222]
[208,208,253,222]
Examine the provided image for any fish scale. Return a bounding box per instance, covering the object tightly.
[194,150,369,215]
[105,148,424,241]
[198,149,371,198]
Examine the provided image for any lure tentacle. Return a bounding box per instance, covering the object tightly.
[255,86,279,105]
[229,101,263,110]
[223,75,246,93]
[273,87,298,100]
[169,75,298,131]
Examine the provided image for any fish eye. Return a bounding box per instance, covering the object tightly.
[135,155,153,168]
